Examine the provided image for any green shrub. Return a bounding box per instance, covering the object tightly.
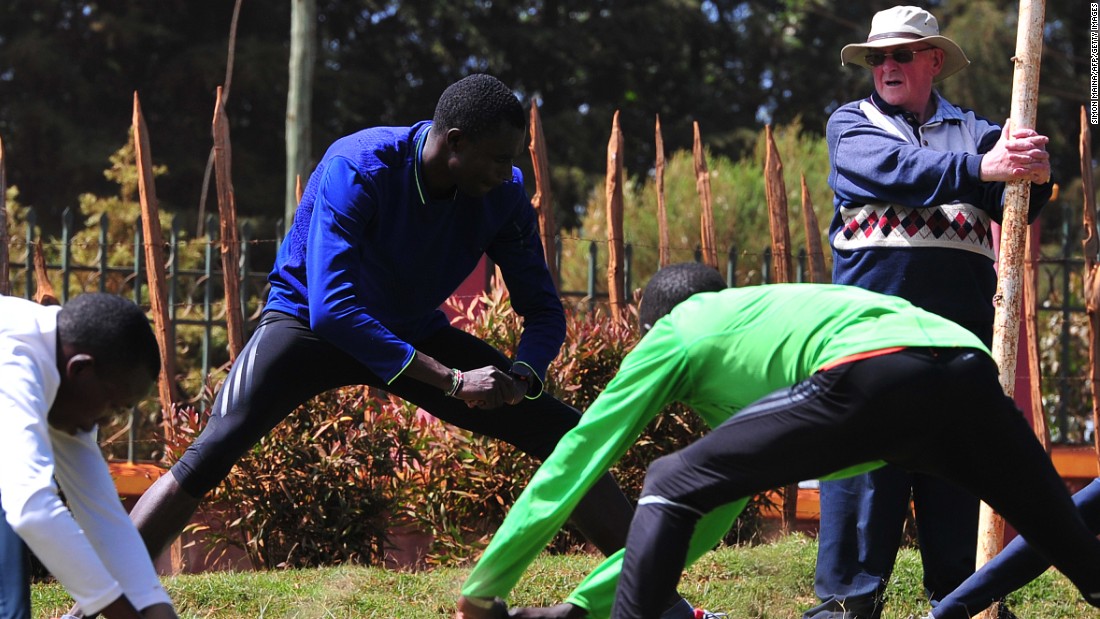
[164,389,403,569]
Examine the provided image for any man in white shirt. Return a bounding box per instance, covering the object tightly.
[0,293,177,619]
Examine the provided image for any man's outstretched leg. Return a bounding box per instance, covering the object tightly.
[928,481,1100,618]
[128,472,203,561]
[563,472,635,559]
[126,312,358,566]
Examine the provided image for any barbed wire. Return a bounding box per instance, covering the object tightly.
[4,232,1094,265]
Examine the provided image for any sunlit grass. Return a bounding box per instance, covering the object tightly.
[32,534,1100,618]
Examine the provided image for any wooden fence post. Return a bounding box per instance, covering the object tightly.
[605,110,626,321]
[61,209,72,302]
[132,92,180,415]
[0,134,8,296]
[655,115,670,268]
[763,125,798,529]
[529,99,558,288]
[1024,222,1051,451]
[976,0,1046,604]
[212,86,245,361]
[1081,107,1100,465]
[693,122,718,269]
[800,174,827,284]
[764,125,792,283]
[32,240,58,306]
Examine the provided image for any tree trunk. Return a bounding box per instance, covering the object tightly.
[286,0,316,226]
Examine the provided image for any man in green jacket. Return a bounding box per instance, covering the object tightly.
[456,263,1100,619]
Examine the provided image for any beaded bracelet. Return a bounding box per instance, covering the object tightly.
[445,368,464,398]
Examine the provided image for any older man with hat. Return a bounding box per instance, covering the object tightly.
[807,6,1053,619]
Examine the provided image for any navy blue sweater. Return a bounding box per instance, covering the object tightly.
[267,121,565,384]
[827,91,1051,328]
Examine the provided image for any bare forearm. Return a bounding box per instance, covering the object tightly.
[401,350,455,393]
[402,352,526,408]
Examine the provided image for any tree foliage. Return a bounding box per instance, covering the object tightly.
[560,120,834,293]
[0,0,1092,237]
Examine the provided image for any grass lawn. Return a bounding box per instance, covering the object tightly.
[31,534,1100,618]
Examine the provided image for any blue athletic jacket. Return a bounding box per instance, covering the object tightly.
[266,121,565,385]
[827,91,1051,327]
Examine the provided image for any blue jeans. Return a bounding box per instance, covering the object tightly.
[0,498,31,619]
[804,467,980,619]
[932,478,1100,618]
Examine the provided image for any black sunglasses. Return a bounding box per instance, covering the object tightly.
[865,47,936,67]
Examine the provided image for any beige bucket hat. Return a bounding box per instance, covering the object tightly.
[841,5,970,82]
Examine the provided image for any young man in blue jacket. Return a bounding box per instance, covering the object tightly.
[122,73,633,574]
[809,7,1054,619]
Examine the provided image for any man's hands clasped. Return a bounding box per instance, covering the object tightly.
[453,366,529,409]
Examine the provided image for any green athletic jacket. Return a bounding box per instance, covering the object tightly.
[461,283,988,618]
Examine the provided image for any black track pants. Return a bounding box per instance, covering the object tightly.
[612,348,1100,619]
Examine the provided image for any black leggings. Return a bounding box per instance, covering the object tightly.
[172,311,583,496]
[612,348,1100,619]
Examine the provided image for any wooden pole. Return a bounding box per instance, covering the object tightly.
[529,100,558,288]
[975,0,1046,604]
[132,93,179,414]
[764,125,792,283]
[1080,107,1100,464]
[800,174,827,284]
[693,122,718,269]
[0,134,8,296]
[212,86,245,361]
[605,110,626,321]
[655,115,671,268]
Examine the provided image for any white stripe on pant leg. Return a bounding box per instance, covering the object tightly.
[638,495,706,518]
[219,323,267,418]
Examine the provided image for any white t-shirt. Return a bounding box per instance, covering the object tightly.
[0,296,170,614]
